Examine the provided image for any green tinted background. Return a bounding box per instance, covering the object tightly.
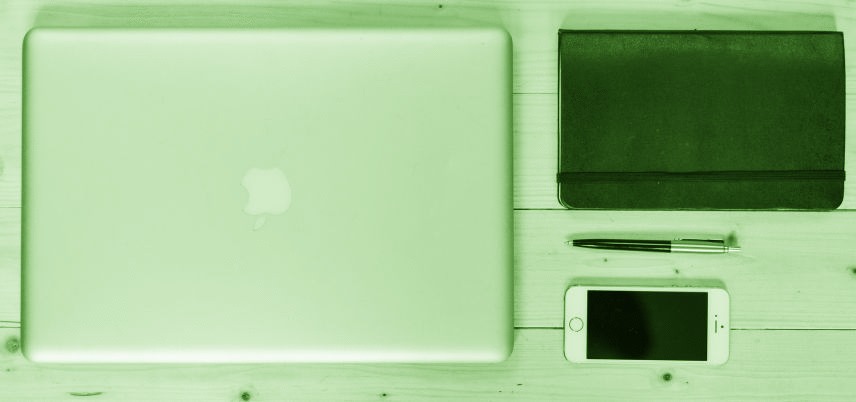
[2,0,856,400]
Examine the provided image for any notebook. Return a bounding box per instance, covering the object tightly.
[558,30,845,209]
[22,28,513,363]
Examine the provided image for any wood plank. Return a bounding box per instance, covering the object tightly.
[5,208,856,330]
[2,0,856,208]
[2,327,856,400]
[0,0,28,209]
[0,208,19,322]
[515,210,856,329]
[0,0,855,399]
[0,62,21,209]
[512,94,557,209]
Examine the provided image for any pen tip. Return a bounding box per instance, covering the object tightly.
[728,246,742,253]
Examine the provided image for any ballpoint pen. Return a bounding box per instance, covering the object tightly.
[568,238,741,254]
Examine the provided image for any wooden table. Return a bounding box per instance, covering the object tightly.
[2,0,855,400]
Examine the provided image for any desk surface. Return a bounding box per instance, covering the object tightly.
[2,0,856,400]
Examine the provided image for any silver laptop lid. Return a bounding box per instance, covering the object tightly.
[22,28,512,363]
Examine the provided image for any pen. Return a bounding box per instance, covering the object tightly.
[568,238,740,254]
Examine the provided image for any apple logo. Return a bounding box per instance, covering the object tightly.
[241,167,292,230]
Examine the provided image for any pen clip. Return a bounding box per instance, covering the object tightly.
[674,237,724,244]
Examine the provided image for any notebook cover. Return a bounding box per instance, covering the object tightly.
[558,30,845,209]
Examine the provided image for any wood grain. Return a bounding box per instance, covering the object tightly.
[3,208,856,329]
[2,327,856,401]
[2,0,856,400]
[1,0,855,208]
[515,210,856,329]
[0,208,18,322]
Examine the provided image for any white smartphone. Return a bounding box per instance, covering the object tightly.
[564,285,729,365]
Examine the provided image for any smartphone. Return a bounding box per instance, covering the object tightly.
[564,285,729,365]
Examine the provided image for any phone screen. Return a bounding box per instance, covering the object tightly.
[587,290,708,361]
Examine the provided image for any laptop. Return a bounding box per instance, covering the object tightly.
[22,28,512,363]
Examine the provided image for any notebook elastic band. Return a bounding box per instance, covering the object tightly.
[557,170,846,183]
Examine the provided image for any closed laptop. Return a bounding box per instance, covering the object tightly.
[22,28,513,363]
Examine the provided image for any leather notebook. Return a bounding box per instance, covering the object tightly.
[558,30,845,209]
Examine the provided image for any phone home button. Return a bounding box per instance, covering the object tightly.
[568,317,584,332]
